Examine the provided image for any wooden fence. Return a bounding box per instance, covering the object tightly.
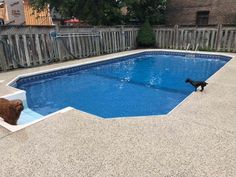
[0,24,236,71]
[154,25,236,52]
[0,26,138,71]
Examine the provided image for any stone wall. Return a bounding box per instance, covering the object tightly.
[166,0,236,25]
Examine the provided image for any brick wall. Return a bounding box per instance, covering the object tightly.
[166,0,236,25]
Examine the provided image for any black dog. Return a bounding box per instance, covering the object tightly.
[185,78,208,92]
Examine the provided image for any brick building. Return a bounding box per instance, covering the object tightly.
[166,0,236,25]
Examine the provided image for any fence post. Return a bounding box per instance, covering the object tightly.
[216,24,222,51]
[174,25,179,49]
[0,38,8,71]
[121,26,125,51]
[93,26,101,55]
[56,25,63,61]
[50,26,59,60]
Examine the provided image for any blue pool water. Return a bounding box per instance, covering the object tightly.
[18,108,43,125]
[15,52,230,118]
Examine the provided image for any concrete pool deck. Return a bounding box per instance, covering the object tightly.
[0,49,235,176]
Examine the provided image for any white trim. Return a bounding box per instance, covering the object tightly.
[0,90,26,101]
[0,107,74,132]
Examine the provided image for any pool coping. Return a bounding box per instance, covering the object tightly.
[0,49,235,132]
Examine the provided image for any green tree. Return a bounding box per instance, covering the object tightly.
[125,0,167,25]
[29,0,167,25]
[136,19,155,48]
[29,0,124,25]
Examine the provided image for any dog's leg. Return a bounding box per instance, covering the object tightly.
[200,85,204,92]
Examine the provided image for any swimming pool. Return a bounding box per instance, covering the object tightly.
[13,51,230,119]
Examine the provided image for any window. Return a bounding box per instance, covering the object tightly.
[196,11,209,25]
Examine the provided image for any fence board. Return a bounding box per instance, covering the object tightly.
[227,31,234,52]
[223,30,229,50]
[233,32,236,52]
[15,35,24,66]
[7,35,17,68]
[35,34,43,64]
[0,40,8,71]
[46,34,55,62]
[41,34,50,62]
[210,31,216,50]
[22,34,31,67]
[0,25,235,71]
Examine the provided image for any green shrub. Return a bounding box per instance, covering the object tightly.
[136,20,156,48]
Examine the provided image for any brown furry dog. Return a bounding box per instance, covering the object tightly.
[0,98,24,125]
